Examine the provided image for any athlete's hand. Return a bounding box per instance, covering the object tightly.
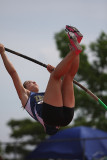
[47,64,55,73]
[0,44,5,55]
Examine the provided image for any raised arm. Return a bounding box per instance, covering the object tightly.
[0,44,29,106]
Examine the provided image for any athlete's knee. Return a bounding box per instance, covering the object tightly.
[50,70,61,81]
[64,74,74,82]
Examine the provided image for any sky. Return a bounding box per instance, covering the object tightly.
[0,0,107,142]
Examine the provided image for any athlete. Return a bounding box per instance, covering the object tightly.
[0,25,83,135]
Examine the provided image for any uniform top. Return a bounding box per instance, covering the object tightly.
[24,92,60,135]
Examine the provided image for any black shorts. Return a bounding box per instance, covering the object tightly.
[42,102,74,127]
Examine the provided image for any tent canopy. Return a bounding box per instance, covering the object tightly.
[26,126,107,160]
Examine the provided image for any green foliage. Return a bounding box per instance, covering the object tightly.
[90,32,107,68]
[5,119,47,159]
[89,32,107,92]
[7,119,45,141]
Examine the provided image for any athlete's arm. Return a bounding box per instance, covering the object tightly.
[0,44,29,106]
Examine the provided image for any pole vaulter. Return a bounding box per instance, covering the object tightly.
[5,47,107,110]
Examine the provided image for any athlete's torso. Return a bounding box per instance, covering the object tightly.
[25,92,59,135]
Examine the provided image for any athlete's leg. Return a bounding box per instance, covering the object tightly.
[43,27,82,107]
[43,48,77,107]
[61,55,79,108]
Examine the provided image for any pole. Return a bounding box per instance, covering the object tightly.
[5,47,107,110]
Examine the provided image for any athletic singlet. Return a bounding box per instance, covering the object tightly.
[24,92,60,135]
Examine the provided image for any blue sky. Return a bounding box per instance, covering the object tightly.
[0,0,107,142]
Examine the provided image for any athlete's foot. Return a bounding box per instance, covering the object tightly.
[65,25,83,43]
[66,31,82,55]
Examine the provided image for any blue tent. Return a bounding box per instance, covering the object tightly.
[26,126,107,160]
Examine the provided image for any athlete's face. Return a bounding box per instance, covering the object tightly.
[25,80,39,92]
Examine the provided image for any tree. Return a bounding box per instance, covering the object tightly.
[5,119,47,159]
[55,30,107,131]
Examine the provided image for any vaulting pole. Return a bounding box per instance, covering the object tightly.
[5,47,107,110]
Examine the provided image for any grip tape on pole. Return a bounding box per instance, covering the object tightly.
[98,99,107,110]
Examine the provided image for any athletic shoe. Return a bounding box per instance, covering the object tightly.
[65,25,83,43]
[67,31,82,55]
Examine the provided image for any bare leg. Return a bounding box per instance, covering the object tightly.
[61,55,79,108]
[51,48,77,79]
[43,48,78,107]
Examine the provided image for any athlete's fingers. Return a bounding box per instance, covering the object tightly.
[47,64,55,73]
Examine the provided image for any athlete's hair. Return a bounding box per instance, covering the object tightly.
[23,81,28,89]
